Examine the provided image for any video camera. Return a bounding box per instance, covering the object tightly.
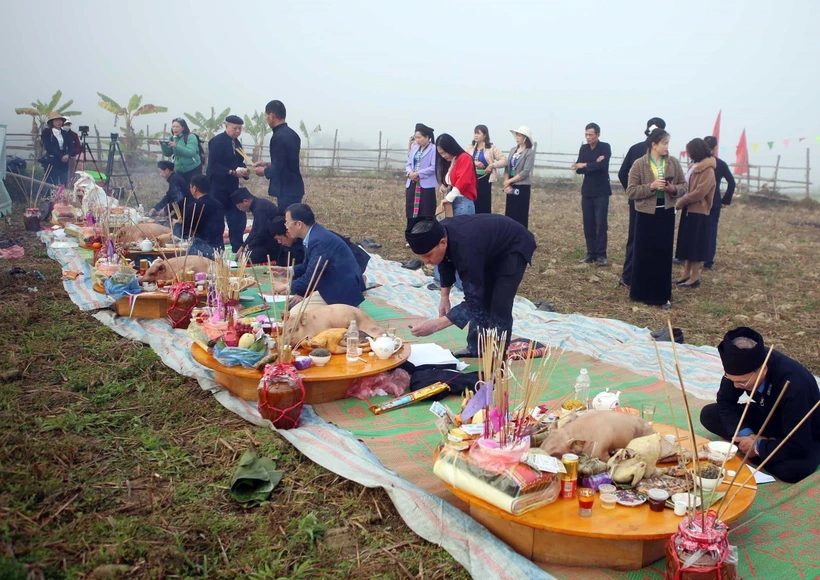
[110,132,119,141]
[79,125,89,136]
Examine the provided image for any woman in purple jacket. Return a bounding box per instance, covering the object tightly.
[405,123,437,229]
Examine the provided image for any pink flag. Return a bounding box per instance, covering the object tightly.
[735,129,749,177]
[784,139,790,148]
[712,110,722,157]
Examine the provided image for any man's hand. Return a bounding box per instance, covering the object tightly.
[61,155,69,163]
[288,295,304,307]
[270,266,288,276]
[409,317,450,337]
[254,166,266,177]
[734,435,759,457]
[253,161,270,168]
[596,155,605,162]
[438,295,451,317]
[572,162,587,170]
[272,282,288,294]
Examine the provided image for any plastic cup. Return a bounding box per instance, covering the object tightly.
[600,493,617,510]
[641,402,656,425]
[674,501,688,516]
[578,487,594,517]
[598,484,617,495]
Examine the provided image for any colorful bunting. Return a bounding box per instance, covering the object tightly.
[752,143,759,152]
[784,139,790,148]
[767,142,774,150]
[799,137,806,142]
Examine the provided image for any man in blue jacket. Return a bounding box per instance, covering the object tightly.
[270,203,364,313]
[253,100,305,210]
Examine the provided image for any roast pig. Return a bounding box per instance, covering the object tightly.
[539,411,654,461]
[141,256,213,283]
[285,304,384,347]
[115,223,172,245]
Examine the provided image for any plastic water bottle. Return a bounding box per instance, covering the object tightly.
[346,320,359,362]
[574,368,591,409]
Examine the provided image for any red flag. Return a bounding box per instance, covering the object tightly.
[712,110,722,157]
[735,129,749,177]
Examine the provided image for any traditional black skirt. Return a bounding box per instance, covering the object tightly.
[675,209,710,262]
[505,184,531,229]
[630,205,675,306]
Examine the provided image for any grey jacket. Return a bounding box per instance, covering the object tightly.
[504,147,535,186]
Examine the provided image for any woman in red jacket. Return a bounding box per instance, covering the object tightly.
[435,134,477,217]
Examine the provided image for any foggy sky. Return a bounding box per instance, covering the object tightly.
[2,0,819,178]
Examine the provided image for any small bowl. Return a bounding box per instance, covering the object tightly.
[694,470,725,492]
[309,354,331,367]
[671,492,702,509]
[598,484,617,495]
[600,493,617,510]
[707,441,738,461]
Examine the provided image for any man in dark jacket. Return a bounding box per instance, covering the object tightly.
[618,117,666,286]
[230,188,281,264]
[151,161,190,216]
[703,136,736,271]
[253,100,304,209]
[206,115,250,251]
[186,175,225,259]
[405,214,536,357]
[270,204,364,312]
[700,327,820,483]
[269,215,370,277]
[572,123,612,266]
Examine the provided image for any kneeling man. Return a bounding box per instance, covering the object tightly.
[700,327,820,483]
[405,214,536,357]
[271,203,364,314]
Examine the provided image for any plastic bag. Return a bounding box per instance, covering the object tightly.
[433,443,559,515]
[213,344,266,368]
[345,368,410,400]
[104,276,141,300]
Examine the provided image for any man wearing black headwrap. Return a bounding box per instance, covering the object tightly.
[700,327,820,483]
[207,115,251,251]
[405,215,536,357]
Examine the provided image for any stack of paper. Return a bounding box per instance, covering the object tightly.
[746,464,776,484]
[408,343,467,370]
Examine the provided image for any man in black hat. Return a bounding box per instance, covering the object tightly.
[206,115,250,251]
[405,215,536,357]
[700,327,820,483]
[230,188,282,264]
[253,100,305,209]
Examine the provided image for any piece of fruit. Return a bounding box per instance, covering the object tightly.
[92,242,102,250]
[238,333,256,349]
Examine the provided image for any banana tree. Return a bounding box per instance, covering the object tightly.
[299,121,321,170]
[242,111,270,162]
[97,93,168,162]
[184,107,230,143]
[15,90,81,159]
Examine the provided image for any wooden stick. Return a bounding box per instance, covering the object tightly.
[666,318,706,525]
[651,337,684,459]
[717,398,820,519]
[720,480,757,491]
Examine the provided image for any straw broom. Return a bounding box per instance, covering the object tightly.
[717,398,820,520]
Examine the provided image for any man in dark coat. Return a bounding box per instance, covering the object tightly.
[617,117,666,286]
[186,175,225,258]
[700,327,820,483]
[253,100,305,209]
[270,204,364,312]
[572,123,612,266]
[405,214,536,357]
[230,188,281,264]
[269,215,370,277]
[206,115,250,251]
[151,161,190,215]
[703,136,737,271]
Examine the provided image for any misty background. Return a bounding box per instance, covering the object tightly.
[2,0,819,183]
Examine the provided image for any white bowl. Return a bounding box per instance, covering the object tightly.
[309,354,331,367]
[671,492,702,508]
[695,470,725,492]
[707,441,738,461]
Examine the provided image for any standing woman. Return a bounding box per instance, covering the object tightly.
[435,133,477,217]
[404,124,437,230]
[466,125,507,214]
[161,118,204,183]
[674,138,716,289]
[503,126,535,228]
[626,129,687,308]
[40,112,71,185]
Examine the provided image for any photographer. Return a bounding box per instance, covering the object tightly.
[160,118,203,183]
[40,112,72,185]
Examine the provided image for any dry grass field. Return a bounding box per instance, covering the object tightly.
[1,172,819,578]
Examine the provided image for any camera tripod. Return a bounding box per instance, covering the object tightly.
[104,133,138,205]
[77,129,103,177]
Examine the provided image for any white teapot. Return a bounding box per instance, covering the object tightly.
[139,238,153,252]
[591,389,621,411]
[367,334,403,360]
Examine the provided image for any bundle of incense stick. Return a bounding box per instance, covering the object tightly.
[235,147,254,167]
[10,165,53,209]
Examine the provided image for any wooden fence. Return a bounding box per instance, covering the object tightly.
[5,130,812,198]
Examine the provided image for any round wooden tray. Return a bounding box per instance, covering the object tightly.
[442,423,756,571]
[191,342,411,405]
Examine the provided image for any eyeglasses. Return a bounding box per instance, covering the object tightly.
[285,220,300,227]
[723,373,756,388]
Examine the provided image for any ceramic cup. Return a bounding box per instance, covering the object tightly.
[674,501,688,516]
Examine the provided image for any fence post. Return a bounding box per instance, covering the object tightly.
[806,148,811,200]
[146,124,150,153]
[94,125,102,160]
[756,166,761,192]
[377,131,382,174]
[331,129,338,176]
[772,155,781,191]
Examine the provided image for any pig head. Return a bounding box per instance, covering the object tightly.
[539,411,654,461]
[286,304,384,347]
[141,256,213,283]
[116,223,171,246]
